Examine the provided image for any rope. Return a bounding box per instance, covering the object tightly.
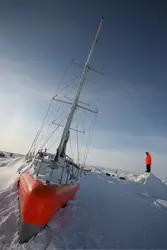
[75,109,80,164]
[47,133,61,151]
[82,112,98,167]
[69,134,75,160]
[81,60,104,167]
[27,99,53,155]
[53,60,74,98]
[27,60,73,155]
[38,115,67,151]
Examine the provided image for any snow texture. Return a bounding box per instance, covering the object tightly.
[0,155,167,249]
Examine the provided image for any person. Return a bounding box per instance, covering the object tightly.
[145,152,152,173]
[37,148,47,158]
[37,149,44,159]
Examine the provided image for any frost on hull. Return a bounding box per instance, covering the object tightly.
[18,171,79,243]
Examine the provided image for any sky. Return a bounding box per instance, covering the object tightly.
[0,0,167,177]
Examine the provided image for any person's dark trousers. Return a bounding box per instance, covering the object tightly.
[146,164,151,173]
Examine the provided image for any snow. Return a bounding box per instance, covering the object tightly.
[1,155,167,249]
[154,199,167,210]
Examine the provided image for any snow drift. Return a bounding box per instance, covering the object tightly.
[0,156,167,249]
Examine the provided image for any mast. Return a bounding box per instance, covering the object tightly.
[56,17,104,159]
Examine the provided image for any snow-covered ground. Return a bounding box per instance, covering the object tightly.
[0,155,167,249]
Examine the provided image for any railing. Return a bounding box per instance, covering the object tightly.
[59,155,81,184]
[32,153,82,185]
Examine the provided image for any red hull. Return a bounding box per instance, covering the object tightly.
[18,171,79,242]
[0,153,6,157]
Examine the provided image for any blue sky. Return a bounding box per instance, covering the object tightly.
[0,0,167,176]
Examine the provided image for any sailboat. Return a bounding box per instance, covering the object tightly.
[17,17,104,243]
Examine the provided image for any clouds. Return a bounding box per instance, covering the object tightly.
[95,81,167,139]
[86,147,167,178]
[85,128,167,176]
[0,92,37,153]
[0,59,54,154]
[90,129,167,153]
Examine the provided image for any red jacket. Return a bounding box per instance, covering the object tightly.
[38,152,47,157]
[145,152,152,165]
